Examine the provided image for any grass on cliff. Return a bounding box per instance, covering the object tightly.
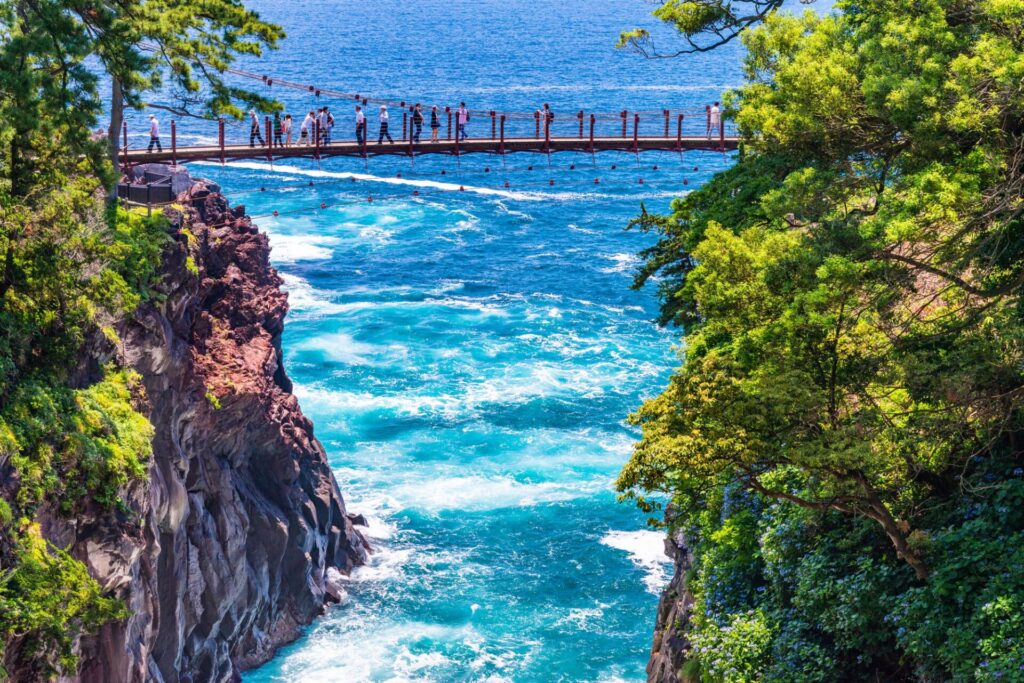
[0,174,169,678]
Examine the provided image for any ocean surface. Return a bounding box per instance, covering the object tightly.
[158,2,742,680]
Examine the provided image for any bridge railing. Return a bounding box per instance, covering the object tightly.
[122,106,736,162]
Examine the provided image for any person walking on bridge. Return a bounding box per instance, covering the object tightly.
[249,110,265,147]
[456,102,469,141]
[147,114,162,153]
[300,111,314,145]
[283,114,293,146]
[378,105,394,144]
[356,105,366,145]
[412,103,424,143]
[707,101,721,140]
[430,105,440,142]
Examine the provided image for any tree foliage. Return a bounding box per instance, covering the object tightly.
[619,0,1024,676]
[0,0,269,674]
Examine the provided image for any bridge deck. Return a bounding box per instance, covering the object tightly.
[123,135,738,165]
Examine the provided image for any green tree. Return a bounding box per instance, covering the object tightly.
[619,0,1024,675]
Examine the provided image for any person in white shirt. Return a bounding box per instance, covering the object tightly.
[282,114,293,146]
[378,105,394,144]
[147,114,162,152]
[249,110,264,147]
[356,105,366,145]
[299,111,314,145]
[707,101,721,140]
[457,102,469,141]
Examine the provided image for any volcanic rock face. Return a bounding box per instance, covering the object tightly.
[647,531,696,683]
[70,176,367,682]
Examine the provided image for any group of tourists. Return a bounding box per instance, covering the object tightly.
[141,101,722,152]
[243,102,471,148]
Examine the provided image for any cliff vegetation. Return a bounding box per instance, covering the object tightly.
[620,0,1024,679]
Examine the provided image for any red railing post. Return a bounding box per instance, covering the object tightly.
[534,110,540,139]
[446,107,452,141]
[491,111,496,140]
[578,111,584,138]
[621,110,627,138]
[171,120,177,166]
[218,117,225,165]
[664,109,670,137]
[589,113,595,152]
[677,113,684,151]
[499,114,506,155]
[633,113,639,152]
[265,116,272,161]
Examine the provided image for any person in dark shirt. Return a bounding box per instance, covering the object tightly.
[430,105,441,142]
[412,103,424,143]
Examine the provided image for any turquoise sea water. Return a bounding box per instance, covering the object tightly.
[169,2,742,680]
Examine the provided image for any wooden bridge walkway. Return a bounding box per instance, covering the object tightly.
[123,134,737,166]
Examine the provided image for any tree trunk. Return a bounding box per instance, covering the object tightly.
[106,77,124,204]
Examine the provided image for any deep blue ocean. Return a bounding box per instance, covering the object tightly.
[141,2,742,680]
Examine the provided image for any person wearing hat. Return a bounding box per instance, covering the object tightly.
[147,114,162,153]
[377,105,394,144]
[249,109,265,147]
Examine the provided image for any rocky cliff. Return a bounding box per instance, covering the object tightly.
[41,172,367,682]
[646,530,695,683]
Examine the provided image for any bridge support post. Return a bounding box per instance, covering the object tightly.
[534,111,540,140]
[499,115,505,155]
[265,116,272,161]
[621,111,627,138]
[706,105,711,139]
[589,114,595,153]
[446,107,452,141]
[491,111,496,140]
[720,115,726,151]
[633,113,639,153]
[402,109,408,142]
[171,120,177,166]
[664,109,670,137]
[578,111,584,138]
[677,114,684,151]
[218,117,225,165]
[314,120,321,161]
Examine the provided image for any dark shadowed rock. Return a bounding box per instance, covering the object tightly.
[647,530,696,683]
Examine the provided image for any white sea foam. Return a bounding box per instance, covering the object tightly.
[293,332,408,366]
[384,474,606,513]
[600,252,641,274]
[196,161,541,200]
[294,360,637,419]
[270,621,479,683]
[195,160,626,202]
[266,233,340,263]
[555,603,611,634]
[600,530,672,594]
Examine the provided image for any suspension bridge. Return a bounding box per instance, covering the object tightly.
[120,62,738,168]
